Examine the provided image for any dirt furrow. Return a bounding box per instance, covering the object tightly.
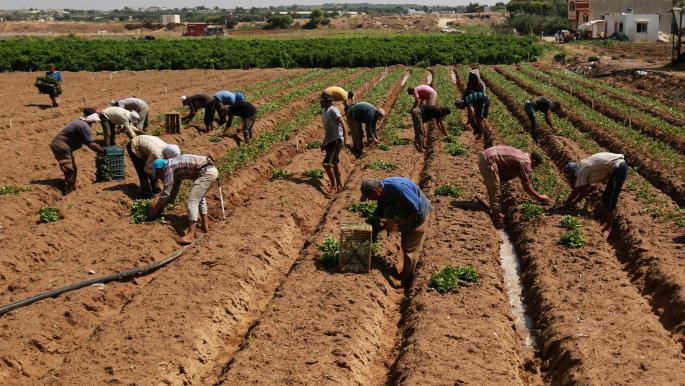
[481,68,685,384]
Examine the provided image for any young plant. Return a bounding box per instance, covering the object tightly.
[304,168,324,178]
[428,264,480,294]
[560,229,586,248]
[38,207,61,223]
[434,184,463,198]
[306,140,322,149]
[130,199,152,224]
[349,200,378,218]
[520,201,544,221]
[95,153,112,182]
[271,168,291,180]
[560,215,581,230]
[367,160,396,171]
[377,142,390,151]
[208,133,222,143]
[0,185,32,195]
[318,235,340,268]
[444,142,469,156]
[392,138,413,146]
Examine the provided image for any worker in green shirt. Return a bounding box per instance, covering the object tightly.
[345,102,385,157]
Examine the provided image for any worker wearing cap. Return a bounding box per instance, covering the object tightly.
[478,146,550,228]
[407,85,437,109]
[181,94,215,133]
[112,97,150,130]
[411,105,451,152]
[345,101,385,157]
[221,100,257,145]
[360,177,432,289]
[320,93,347,195]
[524,96,561,140]
[564,153,628,236]
[99,106,143,146]
[49,109,105,194]
[322,86,355,111]
[148,154,219,245]
[211,90,245,127]
[127,135,181,198]
[455,91,489,139]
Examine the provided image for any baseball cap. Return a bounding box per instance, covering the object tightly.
[360,178,381,200]
[564,162,578,178]
[80,113,101,123]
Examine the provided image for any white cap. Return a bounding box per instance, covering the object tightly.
[180,95,187,102]
[111,99,118,106]
[81,113,101,123]
[129,110,140,123]
[162,144,181,159]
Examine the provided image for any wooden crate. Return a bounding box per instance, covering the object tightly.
[165,112,181,134]
[339,223,373,273]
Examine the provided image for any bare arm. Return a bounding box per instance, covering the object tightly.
[337,115,348,144]
[545,111,555,130]
[522,182,550,202]
[436,118,447,135]
[87,142,105,154]
[565,185,588,206]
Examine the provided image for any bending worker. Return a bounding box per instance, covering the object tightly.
[181,94,215,133]
[320,92,347,195]
[210,90,245,127]
[127,135,181,198]
[112,97,150,130]
[323,86,355,111]
[564,152,628,236]
[346,101,385,157]
[407,84,437,109]
[148,154,219,245]
[99,106,143,146]
[455,91,489,139]
[361,177,432,289]
[49,109,105,195]
[221,100,257,145]
[478,145,549,228]
[524,95,561,140]
[411,104,451,152]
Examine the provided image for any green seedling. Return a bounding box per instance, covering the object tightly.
[95,154,112,182]
[130,199,151,224]
[271,168,291,180]
[208,133,222,143]
[520,201,544,221]
[434,184,463,198]
[392,138,413,146]
[306,140,322,149]
[38,207,61,223]
[560,229,586,248]
[428,264,480,294]
[367,160,396,171]
[348,201,377,218]
[304,168,324,179]
[444,142,469,156]
[318,235,340,268]
[377,142,390,151]
[0,185,32,195]
[560,215,581,230]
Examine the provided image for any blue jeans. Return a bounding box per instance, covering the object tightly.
[602,161,628,211]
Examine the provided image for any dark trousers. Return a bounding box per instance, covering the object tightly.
[524,101,538,140]
[126,142,156,199]
[602,161,628,211]
[204,99,222,127]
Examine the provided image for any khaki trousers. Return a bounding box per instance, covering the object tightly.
[50,138,77,192]
[400,217,429,287]
[346,112,364,157]
[186,166,219,222]
[478,153,500,220]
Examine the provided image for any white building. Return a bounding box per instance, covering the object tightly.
[161,14,181,24]
[604,13,659,41]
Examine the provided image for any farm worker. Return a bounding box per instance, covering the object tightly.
[360,177,432,289]
[322,86,355,111]
[148,154,219,245]
[455,91,490,139]
[181,94,214,132]
[407,85,437,109]
[49,109,105,195]
[411,105,451,152]
[564,153,628,236]
[478,146,549,228]
[99,106,143,146]
[112,97,150,130]
[45,63,63,107]
[524,96,561,140]
[126,135,181,198]
[464,68,487,96]
[320,93,348,195]
[211,90,245,126]
[345,102,385,157]
[221,101,257,144]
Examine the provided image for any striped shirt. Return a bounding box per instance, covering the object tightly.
[481,146,533,187]
[464,92,488,107]
[160,154,212,203]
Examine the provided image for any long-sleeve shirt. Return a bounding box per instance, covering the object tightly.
[373,177,432,224]
[412,85,436,101]
[574,153,625,187]
[101,106,140,138]
[46,70,62,82]
[324,86,349,102]
[184,93,213,113]
[130,135,167,175]
[159,154,212,205]
[53,120,94,150]
[481,146,533,187]
[114,97,148,112]
[347,102,380,136]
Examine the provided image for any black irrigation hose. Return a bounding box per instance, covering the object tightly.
[0,236,202,317]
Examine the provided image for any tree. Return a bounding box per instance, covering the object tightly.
[466,2,482,13]
[303,7,323,29]
[265,14,292,29]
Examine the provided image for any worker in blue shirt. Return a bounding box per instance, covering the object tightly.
[208,90,245,127]
[361,177,432,289]
[45,63,63,107]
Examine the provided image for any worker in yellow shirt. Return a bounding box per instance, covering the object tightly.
[322,86,355,112]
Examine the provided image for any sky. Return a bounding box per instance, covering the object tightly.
[0,1,500,10]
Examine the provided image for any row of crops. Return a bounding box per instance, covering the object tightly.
[0,35,541,71]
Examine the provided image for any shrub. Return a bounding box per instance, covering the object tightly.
[318,235,340,268]
[349,200,378,218]
[306,140,322,149]
[367,160,396,171]
[0,185,32,195]
[554,52,566,62]
[560,215,581,230]
[520,201,544,221]
[304,168,324,178]
[38,207,61,223]
[434,184,463,198]
[560,229,586,248]
[265,14,293,29]
[428,264,480,294]
[271,168,291,180]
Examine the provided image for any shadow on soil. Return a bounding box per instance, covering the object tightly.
[104,183,141,200]
[450,199,487,212]
[289,176,326,196]
[30,178,64,193]
[25,103,53,110]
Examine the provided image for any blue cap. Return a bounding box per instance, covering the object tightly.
[564,162,578,178]
[151,159,168,180]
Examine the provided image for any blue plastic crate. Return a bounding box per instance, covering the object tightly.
[104,146,125,181]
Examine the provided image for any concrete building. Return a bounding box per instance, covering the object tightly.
[604,13,659,41]
[568,0,673,32]
[161,14,180,24]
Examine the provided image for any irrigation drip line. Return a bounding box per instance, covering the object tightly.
[0,235,204,317]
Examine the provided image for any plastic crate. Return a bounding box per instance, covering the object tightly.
[339,223,373,273]
[104,146,125,181]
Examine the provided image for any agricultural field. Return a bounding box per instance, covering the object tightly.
[0,61,685,386]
